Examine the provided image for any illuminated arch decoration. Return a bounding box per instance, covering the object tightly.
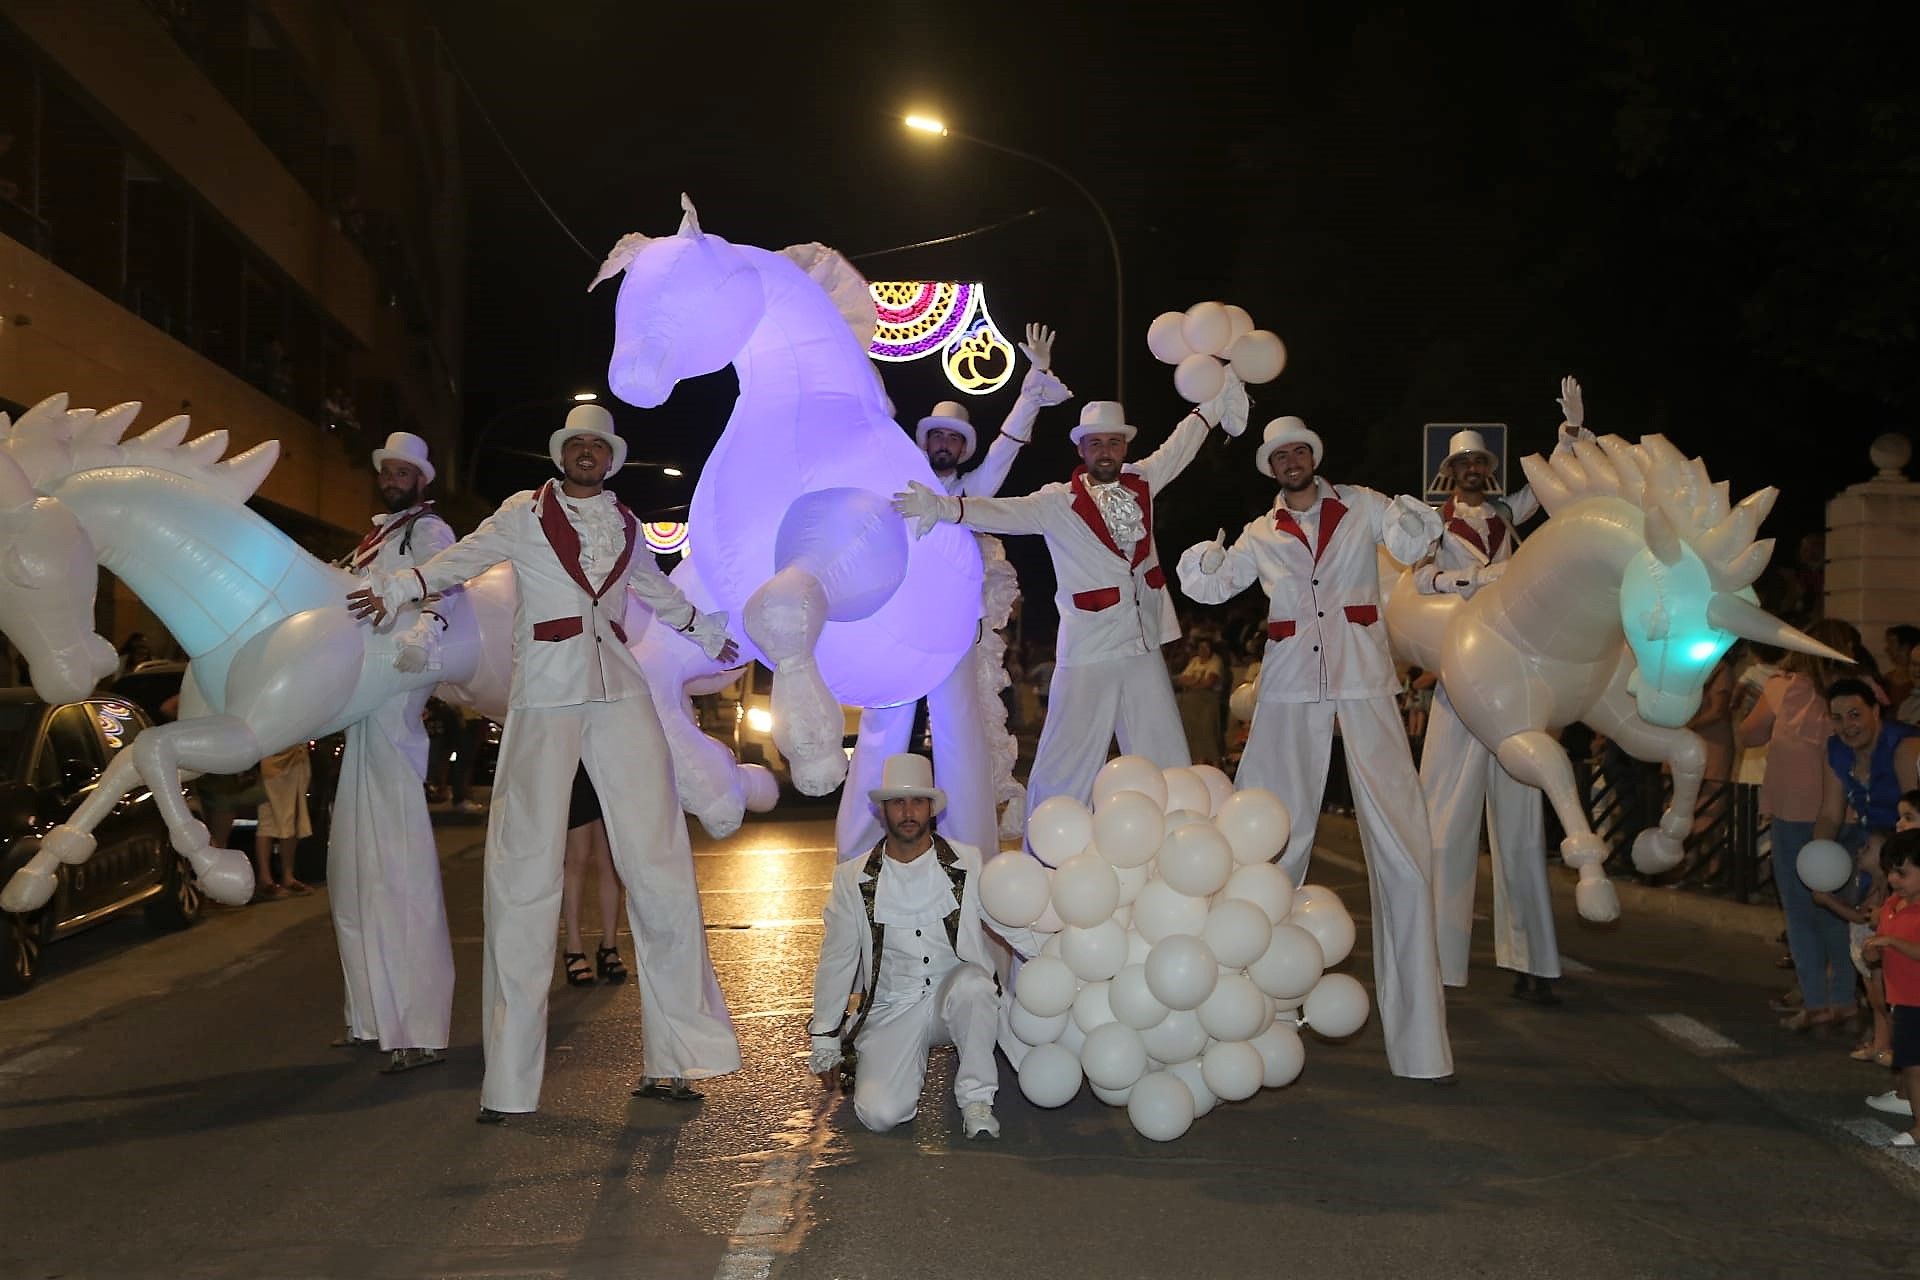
[643,520,690,556]
[868,281,1015,396]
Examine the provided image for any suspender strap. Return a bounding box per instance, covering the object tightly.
[841,836,966,1049]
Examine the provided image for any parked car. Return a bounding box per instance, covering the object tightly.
[0,690,193,994]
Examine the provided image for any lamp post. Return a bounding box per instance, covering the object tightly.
[903,115,1126,401]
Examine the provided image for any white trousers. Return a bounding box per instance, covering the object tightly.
[1024,652,1190,847]
[837,645,996,860]
[1421,688,1559,985]
[1237,695,1453,1078]
[327,687,454,1051]
[482,697,739,1113]
[852,962,1000,1131]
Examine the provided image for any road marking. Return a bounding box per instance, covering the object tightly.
[0,1043,77,1078]
[713,1106,831,1280]
[1646,1013,1739,1054]
[1560,956,1594,975]
[1834,1118,1920,1167]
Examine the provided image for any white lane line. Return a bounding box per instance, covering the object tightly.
[1646,1013,1740,1054]
[1560,956,1594,975]
[1834,1118,1920,1167]
[0,1044,77,1078]
[713,1108,829,1280]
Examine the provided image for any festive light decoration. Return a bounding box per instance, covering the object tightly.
[643,520,690,556]
[868,281,1016,396]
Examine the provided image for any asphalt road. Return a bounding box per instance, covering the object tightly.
[1,803,1915,1279]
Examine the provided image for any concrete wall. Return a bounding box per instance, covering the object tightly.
[1825,477,1920,644]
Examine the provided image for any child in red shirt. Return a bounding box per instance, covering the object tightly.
[1863,829,1920,1146]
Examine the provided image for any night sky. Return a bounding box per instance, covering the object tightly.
[435,1,1917,627]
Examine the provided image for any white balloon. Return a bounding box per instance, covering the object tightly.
[1061,918,1129,981]
[1014,954,1079,1018]
[1228,681,1258,723]
[1167,1057,1218,1118]
[1112,903,1133,928]
[1092,755,1168,811]
[979,851,1051,928]
[1072,979,1118,1034]
[1163,808,1209,832]
[1227,329,1287,383]
[1132,878,1211,944]
[1291,895,1357,967]
[1173,353,1226,404]
[1113,861,1149,907]
[1201,1039,1264,1102]
[1246,923,1326,1000]
[1125,929,1152,966]
[1109,963,1170,1030]
[1293,883,1340,911]
[1034,901,1065,934]
[1190,763,1236,814]
[1028,795,1094,866]
[1157,822,1234,898]
[1146,310,1193,365]
[1145,934,1219,1011]
[1197,974,1269,1043]
[1009,1000,1070,1047]
[1202,898,1275,969]
[1160,766,1212,816]
[1040,931,1064,958]
[1213,788,1292,866]
[1222,303,1255,345]
[1127,1069,1195,1141]
[1091,790,1164,868]
[1056,1015,1087,1055]
[1091,1081,1133,1106]
[1139,1006,1208,1064]
[1249,1020,1306,1088]
[1051,851,1121,928]
[1221,861,1297,924]
[1796,839,1852,893]
[1181,301,1233,357]
[1302,972,1371,1039]
[1080,1021,1149,1091]
[1017,1041,1083,1108]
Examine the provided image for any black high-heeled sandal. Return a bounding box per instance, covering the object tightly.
[563,951,594,987]
[596,943,628,985]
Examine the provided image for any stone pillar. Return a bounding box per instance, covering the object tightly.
[1825,434,1920,640]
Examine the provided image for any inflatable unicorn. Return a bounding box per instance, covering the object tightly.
[0,395,769,914]
[590,196,983,797]
[1387,433,1842,922]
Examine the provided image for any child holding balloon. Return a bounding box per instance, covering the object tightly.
[1814,825,1893,1066]
[1861,828,1920,1145]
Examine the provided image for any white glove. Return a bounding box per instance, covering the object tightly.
[1391,493,1442,543]
[1199,527,1227,574]
[892,481,962,538]
[1198,367,1250,437]
[1019,322,1056,372]
[808,1036,843,1076]
[393,614,442,674]
[688,610,735,661]
[1557,375,1584,430]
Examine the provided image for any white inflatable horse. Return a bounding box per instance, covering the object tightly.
[1387,433,1842,921]
[0,395,769,913]
[590,197,983,797]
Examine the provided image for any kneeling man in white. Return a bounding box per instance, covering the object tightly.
[809,754,1045,1139]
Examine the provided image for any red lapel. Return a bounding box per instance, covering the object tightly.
[536,481,639,601]
[1068,469,1128,563]
[1440,498,1504,558]
[1273,494,1347,565]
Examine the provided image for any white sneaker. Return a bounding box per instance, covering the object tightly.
[962,1101,999,1140]
[1866,1090,1913,1117]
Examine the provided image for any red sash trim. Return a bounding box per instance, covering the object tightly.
[1440,498,1505,558]
[536,481,640,601]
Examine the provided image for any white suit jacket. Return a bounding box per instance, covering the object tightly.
[1178,478,1430,704]
[396,482,710,709]
[950,415,1210,668]
[808,838,1045,1043]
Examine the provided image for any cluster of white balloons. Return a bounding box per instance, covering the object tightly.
[978,756,1370,1143]
[1146,302,1287,404]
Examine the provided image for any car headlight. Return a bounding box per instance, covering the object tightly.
[745,707,774,733]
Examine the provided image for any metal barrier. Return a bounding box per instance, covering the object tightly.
[1577,743,1774,904]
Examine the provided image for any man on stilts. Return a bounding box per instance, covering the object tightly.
[349,404,740,1122]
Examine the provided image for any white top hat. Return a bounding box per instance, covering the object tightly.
[1255,416,1323,477]
[867,752,948,815]
[1430,428,1502,493]
[1069,400,1137,445]
[371,431,435,485]
[915,400,977,464]
[548,403,629,474]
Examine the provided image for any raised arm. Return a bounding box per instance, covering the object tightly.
[1506,376,1595,526]
[1176,525,1260,605]
[1135,369,1251,494]
[1360,488,1445,565]
[894,482,1056,539]
[349,502,519,623]
[963,324,1072,499]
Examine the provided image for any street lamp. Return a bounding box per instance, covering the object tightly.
[572,391,598,402]
[904,113,1126,400]
[465,390,602,488]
